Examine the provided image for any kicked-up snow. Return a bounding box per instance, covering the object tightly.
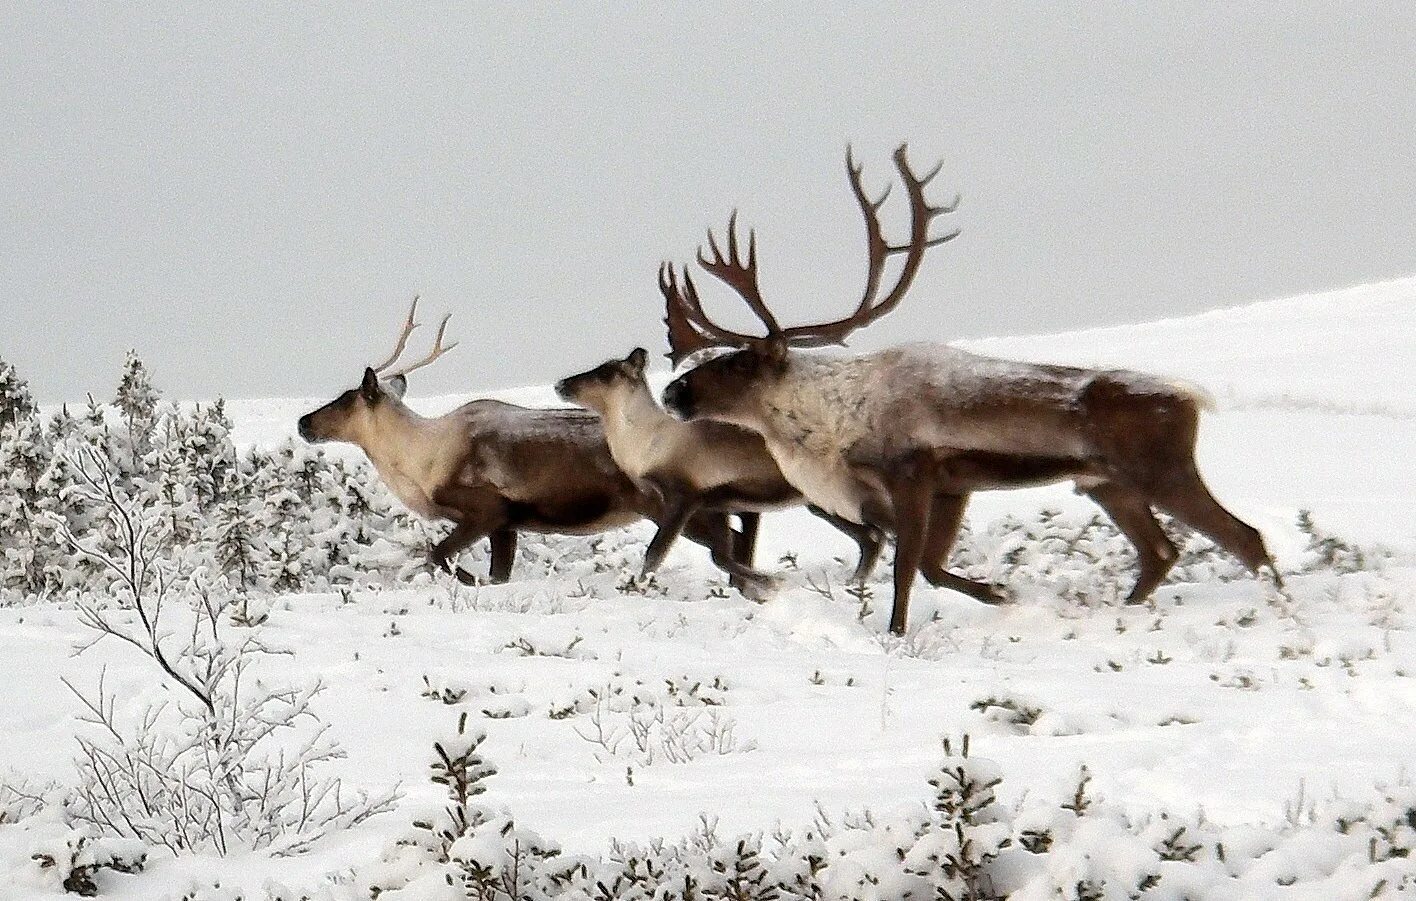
[1,277,1414,898]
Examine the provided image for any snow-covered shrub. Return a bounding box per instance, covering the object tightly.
[54,443,396,856]
[0,775,58,826]
[355,730,1416,900]
[0,354,448,603]
[943,507,1267,607]
[364,712,583,899]
[570,674,755,767]
[1294,509,1387,575]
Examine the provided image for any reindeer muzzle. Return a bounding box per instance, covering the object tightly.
[661,378,694,419]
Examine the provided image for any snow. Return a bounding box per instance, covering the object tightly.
[3,277,1416,897]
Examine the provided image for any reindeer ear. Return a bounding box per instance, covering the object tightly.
[626,347,648,373]
[386,374,408,399]
[361,367,381,401]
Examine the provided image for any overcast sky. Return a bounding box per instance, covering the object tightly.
[4,3,1415,403]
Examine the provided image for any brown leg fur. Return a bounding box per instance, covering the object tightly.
[729,512,762,592]
[1082,376,1275,582]
[432,520,492,585]
[488,529,517,583]
[919,493,1007,604]
[1085,482,1178,603]
[885,455,936,635]
[807,505,885,583]
[1151,467,1275,576]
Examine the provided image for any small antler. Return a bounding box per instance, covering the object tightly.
[373,297,459,378]
[373,296,422,373]
[383,312,459,378]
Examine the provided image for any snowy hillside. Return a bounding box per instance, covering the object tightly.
[2,279,1413,899]
[970,275,1416,418]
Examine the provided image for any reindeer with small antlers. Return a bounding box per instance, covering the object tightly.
[297,299,743,584]
[661,144,1279,634]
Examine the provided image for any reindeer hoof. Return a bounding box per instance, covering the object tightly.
[741,575,779,602]
[453,566,482,587]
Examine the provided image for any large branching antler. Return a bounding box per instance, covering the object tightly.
[780,143,959,347]
[696,211,782,337]
[373,296,460,378]
[660,263,746,364]
[664,143,959,355]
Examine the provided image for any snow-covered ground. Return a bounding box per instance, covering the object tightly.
[3,277,1414,898]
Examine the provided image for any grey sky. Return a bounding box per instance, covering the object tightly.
[4,3,1415,404]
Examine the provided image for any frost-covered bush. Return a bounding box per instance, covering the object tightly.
[0,354,439,605]
[569,674,755,767]
[52,445,397,857]
[1294,509,1389,576]
[359,731,1416,900]
[945,508,1266,606]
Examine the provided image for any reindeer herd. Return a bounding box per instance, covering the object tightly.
[298,144,1278,635]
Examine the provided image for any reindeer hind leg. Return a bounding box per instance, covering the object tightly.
[1151,467,1275,579]
[1085,482,1177,604]
[805,504,884,583]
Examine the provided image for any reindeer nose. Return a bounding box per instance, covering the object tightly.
[553,379,570,400]
[296,415,313,441]
[662,380,692,418]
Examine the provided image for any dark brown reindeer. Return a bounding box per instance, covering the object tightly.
[661,145,1279,634]
[554,339,882,590]
[297,299,745,584]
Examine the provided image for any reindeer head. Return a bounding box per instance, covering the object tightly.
[555,348,649,415]
[297,297,458,445]
[661,144,959,424]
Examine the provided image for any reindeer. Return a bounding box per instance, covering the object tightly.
[554,342,882,589]
[660,145,1279,634]
[297,299,746,584]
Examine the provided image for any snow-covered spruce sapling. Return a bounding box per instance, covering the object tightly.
[969,696,1043,733]
[1295,508,1378,575]
[390,712,570,898]
[428,712,498,850]
[904,734,1009,901]
[0,415,56,598]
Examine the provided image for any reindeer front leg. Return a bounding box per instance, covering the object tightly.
[488,528,517,584]
[919,493,1007,604]
[885,455,936,635]
[806,505,884,584]
[431,521,490,586]
[649,491,774,591]
[431,486,509,585]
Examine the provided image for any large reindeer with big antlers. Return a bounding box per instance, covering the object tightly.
[297,300,744,584]
[661,144,1279,634]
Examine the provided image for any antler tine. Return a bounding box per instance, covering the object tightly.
[661,262,724,364]
[780,143,959,348]
[384,311,459,378]
[659,261,760,364]
[372,295,422,373]
[696,210,782,337]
